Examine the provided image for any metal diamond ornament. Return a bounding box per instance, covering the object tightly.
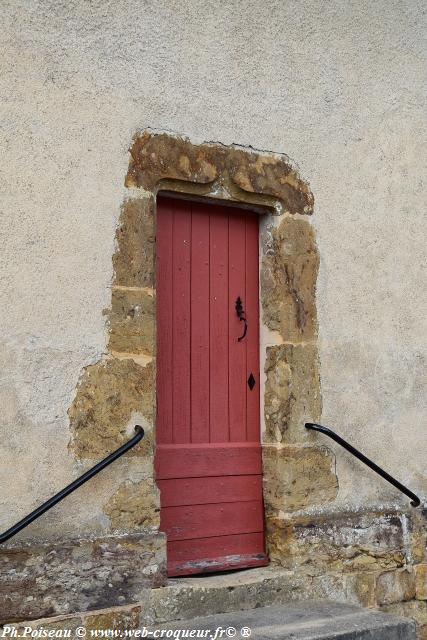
[247,373,256,391]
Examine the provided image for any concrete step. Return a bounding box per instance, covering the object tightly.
[153,601,416,640]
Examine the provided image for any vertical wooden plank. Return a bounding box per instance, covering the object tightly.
[190,202,210,443]
[228,210,247,442]
[156,197,174,444]
[172,199,191,444]
[245,213,260,442]
[209,207,229,442]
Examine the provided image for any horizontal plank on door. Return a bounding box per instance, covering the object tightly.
[160,500,264,541]
[168,554,269,577]
[168,530,265,562]
[157,475,263,507]
[168,531,268,576]
[155,443,262,479]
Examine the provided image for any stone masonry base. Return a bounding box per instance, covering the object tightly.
[6,568,427,639]
[1,508,425,637]
[0,533,166,623]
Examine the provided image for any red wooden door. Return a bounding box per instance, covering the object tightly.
[155,195,267,576]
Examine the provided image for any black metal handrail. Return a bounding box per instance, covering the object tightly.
[305,422,421,507]
[0,425,144,544]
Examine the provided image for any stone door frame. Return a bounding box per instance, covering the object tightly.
[70,129,338,564]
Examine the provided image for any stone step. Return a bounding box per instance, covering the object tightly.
[154,601,416,640]
[145,567,367,625]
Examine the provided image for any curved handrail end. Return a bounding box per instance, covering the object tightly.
[304,422,421,509]
[134,425,145,439]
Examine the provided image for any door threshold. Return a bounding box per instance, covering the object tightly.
[165,563,284,589]
[168,553,269,578]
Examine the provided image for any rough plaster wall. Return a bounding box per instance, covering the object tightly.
[0,0,426,538]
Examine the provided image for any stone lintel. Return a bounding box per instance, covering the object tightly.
[125,132,314,216]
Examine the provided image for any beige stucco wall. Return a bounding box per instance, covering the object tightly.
[1,0,426,541]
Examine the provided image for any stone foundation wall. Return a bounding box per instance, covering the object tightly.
[5,508,425,634]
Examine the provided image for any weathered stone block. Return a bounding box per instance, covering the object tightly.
[14,606,144,633]
[381,601,427,639]
[267,511,407,575]
[227,149,313,215]
[146,568,308,625]
[410,510,427,565]
[104,479,160,532]
[15,616,83,634]
[308,571,377,608]
[262,444,338,512]
[69,358,154,458]
[376,568,416,605]
[113,198,155,288]
[0,533,166,623]
[108,288,154,356]
[85,606,141,631]
[125,132,314,215]
[126,132,219,190]
[345,571,378,608]
[261,217,319,342]
[264,343,322,444]
[416,565,427,600]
